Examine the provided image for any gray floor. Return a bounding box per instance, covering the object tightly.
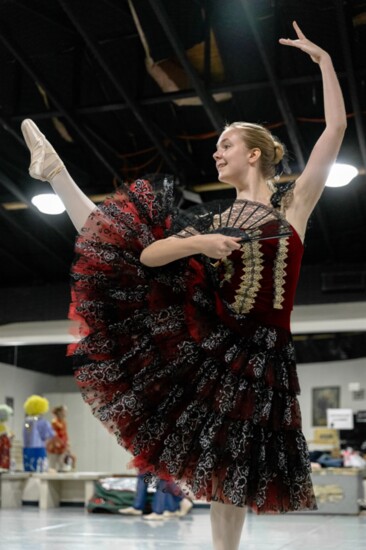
[1,507,366,550]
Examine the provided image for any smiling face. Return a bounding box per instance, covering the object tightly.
[213,128,256,187]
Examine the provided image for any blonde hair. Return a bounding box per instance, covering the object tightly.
[224,122,286,180]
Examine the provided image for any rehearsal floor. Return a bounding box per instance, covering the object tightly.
[1,507,366,550]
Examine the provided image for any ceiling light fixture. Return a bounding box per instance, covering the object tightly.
[31,193,66,215]
[325,163,358,188]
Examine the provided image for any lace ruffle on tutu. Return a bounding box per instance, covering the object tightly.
[68,179,316,513]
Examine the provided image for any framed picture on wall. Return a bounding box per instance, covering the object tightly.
[312,386,340,426]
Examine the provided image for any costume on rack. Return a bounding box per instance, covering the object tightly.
[69,178,317,513]
[0,404,13,470]
[23,395,55,472]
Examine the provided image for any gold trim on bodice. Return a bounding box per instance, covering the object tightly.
[273,237,289,309]
[177,199,296,314]
[232,240,264,314]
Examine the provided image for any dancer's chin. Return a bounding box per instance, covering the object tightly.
[217,175,233,186]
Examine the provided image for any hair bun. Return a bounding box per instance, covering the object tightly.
[273,141,284,164]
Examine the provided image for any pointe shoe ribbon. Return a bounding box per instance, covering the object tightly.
[21,119,64,182]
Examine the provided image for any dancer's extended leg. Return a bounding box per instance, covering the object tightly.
[210,501,246,550]
[21,119,95,233]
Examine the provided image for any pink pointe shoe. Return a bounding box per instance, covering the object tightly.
[21,118,64,182]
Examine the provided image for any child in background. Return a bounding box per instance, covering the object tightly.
[47,405,76,471]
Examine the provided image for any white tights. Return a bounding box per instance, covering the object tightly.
[210,501,246,550]
[50,167,96,234]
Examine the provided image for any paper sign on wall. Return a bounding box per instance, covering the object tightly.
[326,408,354,430]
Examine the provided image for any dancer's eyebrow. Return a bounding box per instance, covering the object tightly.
[216,138,231,149]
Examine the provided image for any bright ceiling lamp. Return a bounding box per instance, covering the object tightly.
[325,163,358,187]
[31,193,66,214]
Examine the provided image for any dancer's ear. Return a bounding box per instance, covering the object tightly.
[248,147,261,166]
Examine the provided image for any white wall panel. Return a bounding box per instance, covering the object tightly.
[44,392,136,474]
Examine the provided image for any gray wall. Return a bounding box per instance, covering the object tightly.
[2,357,366,471]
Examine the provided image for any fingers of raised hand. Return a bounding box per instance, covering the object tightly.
[278,38,297,47]
[279,21,306,47]
[292,20,306,39]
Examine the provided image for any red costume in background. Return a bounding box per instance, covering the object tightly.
[0,433,11,469]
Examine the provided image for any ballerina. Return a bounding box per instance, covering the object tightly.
[21,21,346,550]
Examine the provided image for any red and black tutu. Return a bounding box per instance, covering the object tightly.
[68,179,316,513]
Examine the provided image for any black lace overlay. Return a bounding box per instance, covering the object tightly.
[270,181,296,210]
[68,178,316,513]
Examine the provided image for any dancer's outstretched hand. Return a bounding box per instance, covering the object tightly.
[279,20,329,65]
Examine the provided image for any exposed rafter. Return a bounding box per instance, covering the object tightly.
[0,22,125,186]
[240,0,305,170]
[57,0,180,175]
[9,70,364,122]
[146,0,224,132]
[13,0,76,35]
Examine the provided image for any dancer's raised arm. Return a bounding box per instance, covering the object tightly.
[280,21,347,237]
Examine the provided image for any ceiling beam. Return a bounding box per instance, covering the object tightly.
[9,69,363,122]
[57,0,180,175]
[0,22,125,186]
[150,124,198,177]
[146,0,224,132]
[13,0,76,35]
[335,0,366,168]
[240,0,305,170]
[82,107,197,177]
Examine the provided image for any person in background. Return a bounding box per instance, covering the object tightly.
[0,404,13,470]
[47,405,76,472]
[119,473,193,520]
[23,395,54,472]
